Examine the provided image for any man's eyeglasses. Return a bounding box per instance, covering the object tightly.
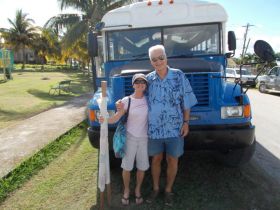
[134,80,147,84]
[151,55,165,63]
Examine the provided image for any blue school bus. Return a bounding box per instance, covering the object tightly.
[87,0,273,166]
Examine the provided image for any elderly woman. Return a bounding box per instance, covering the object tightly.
[100,73,149,205]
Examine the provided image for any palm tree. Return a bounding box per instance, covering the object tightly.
[45,0,133,51]
[0,9,39,69]
[32,28,62,67]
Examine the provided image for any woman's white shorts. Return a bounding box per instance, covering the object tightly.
[121,132,149,171]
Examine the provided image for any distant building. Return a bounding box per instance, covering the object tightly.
[13,48,42,64]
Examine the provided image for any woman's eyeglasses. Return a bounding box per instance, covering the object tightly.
[134,80,147,84]
[151,55,165,63]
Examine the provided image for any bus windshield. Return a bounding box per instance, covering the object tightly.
[107,24,221,61]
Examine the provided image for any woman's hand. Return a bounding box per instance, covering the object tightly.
[99,116,105,124]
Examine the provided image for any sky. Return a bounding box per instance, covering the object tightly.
[0,0,279,57]
[214,0,280,56]
[0,0,79,28]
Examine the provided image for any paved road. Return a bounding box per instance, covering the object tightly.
[248,89,280,184]
[0,93,92,178]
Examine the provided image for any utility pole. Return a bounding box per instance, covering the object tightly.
[241,23,254,62]
[244,38,251,57]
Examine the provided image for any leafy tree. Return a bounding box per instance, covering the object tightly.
[32,28,62,67]
[44,0,133,64]
[0,9,39,69]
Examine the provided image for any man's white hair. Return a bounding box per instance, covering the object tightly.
[148,44,166,60]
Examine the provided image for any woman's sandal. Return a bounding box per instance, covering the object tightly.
[135,195,143,205]
[121,196,130,205]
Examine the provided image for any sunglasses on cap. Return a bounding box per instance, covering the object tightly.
[134,79,147,84]
[151,55,165,63]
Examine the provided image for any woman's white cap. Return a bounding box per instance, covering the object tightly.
[132,73,148,84]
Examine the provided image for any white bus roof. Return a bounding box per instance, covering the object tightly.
[101,0,227,31]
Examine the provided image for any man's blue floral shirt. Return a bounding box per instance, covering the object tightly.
[146,67,197,139]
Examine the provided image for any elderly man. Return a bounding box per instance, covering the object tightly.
[145,45,197,206]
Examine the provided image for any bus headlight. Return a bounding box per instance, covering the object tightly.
[221,106,243,119]
[90,110,116,121]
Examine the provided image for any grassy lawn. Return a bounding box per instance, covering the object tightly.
[0,71,92,129]
[0,127,279,210]
[0,67,278,210]
[0,130,98,210]
[12,64,78,71]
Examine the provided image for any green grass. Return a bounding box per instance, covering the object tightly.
[0,123,98,210]
[0,71,92,129]
[0,67,279,209]
[0,139,279,209]
[0,122,87,203]
[12,64,76,72]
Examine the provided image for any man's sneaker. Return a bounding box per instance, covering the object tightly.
[164,192,174,207]
[146,190,160,203]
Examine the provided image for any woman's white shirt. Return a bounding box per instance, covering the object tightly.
[121,96,148,138]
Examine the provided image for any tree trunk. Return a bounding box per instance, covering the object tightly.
[87,62,90,76]
[21,47,26,70]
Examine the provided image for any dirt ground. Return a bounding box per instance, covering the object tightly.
[1,133,279,210]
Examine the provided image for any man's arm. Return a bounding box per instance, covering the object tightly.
[180,109,190,137]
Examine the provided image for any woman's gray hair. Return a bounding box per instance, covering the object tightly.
[148,44,166,60]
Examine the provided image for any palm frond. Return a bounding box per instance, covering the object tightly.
[106,0,133,11]
[58,0,91,11]
[62,20,88,49]
[44,14,81,29]
[43,0,133,54]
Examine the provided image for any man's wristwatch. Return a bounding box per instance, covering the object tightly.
[183,120,189,124]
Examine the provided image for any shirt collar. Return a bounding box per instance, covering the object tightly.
[152,66,171,81]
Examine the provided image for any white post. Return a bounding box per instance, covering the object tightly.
[98,81,111,209]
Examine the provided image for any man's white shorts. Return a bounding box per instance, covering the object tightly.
[121,132,149,171]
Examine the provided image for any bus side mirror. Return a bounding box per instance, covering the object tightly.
[88,31,98,57]
[228,31,236,51]
[226,31,236,58]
